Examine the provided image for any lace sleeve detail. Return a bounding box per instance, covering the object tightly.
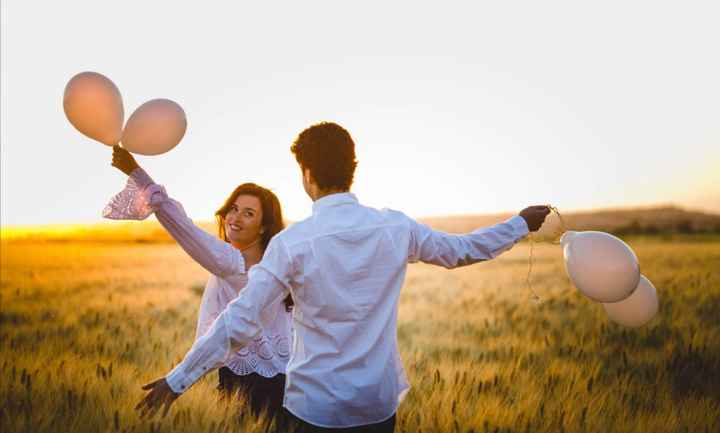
[102,176,167,220]
[103,171,242,277]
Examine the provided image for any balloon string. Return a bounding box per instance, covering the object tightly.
[525,205,570,303]
[526,233,541,302]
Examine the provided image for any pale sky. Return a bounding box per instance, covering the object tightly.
[2,1,719,226]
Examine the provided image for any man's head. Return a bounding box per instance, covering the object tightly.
[291,122,358,200]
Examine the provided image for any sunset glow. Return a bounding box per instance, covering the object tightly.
[2,1,719,227]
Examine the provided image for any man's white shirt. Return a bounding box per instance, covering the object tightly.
[165,192,529,428]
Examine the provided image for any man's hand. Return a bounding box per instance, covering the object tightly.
[519,205,551,232]
[135,378,179,419]
[112,145,140,176]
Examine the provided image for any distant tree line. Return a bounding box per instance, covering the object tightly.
[611,219,720,236]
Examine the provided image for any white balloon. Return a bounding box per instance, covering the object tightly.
[121,99,187,155]
[560,231,640,302]
[63,72,124,146]
[603,275,659,327]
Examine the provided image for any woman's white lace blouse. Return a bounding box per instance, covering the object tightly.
[103,167,292,378]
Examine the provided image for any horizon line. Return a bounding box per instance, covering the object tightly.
[2,202,719,230]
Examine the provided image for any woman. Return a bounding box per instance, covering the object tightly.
[104,145,292,419]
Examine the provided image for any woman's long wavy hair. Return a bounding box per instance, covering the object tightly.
[215,183,292,311]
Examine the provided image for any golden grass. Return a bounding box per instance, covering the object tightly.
[1,237,719,432]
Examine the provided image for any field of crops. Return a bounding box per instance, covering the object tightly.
[1,235,719,432]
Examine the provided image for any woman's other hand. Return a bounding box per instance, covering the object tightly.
[112,145,140,175]
[135,378,180,419]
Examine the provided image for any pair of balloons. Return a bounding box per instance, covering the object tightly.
[63,72,186,155]
[560,231,659,327]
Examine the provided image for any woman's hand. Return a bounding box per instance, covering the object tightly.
[112,145,140,175]
[135,378,180,419]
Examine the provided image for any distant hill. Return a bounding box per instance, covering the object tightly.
[420,206,720,239]
[2,206,719,243]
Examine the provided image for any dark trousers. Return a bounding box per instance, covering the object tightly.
[277,408,396,433]
[217,367,286,419]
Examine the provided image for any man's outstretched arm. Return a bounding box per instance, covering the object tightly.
[407,206,550,268]
[135,238,292,419]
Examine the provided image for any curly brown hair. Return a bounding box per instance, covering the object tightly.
[290,122,358,191]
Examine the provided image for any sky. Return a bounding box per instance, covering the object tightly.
[2,1,719,226]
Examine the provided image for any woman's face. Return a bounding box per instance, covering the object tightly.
[224,194,263,247]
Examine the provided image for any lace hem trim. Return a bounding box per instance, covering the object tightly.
[224,334,291,377]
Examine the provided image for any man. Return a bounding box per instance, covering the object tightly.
[136,122,550,432]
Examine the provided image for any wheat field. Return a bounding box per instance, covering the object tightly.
[1,235,719,432]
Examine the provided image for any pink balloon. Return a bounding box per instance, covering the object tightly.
[121,99,187,155]
[560,231,640,302]
[603,275,659,327]
[63,72,124,146]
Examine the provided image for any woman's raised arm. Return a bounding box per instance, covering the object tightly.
[104,146,245,277]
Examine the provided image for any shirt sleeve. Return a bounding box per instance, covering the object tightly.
[103,168,245,278]
[406,215,529,268]
[164,236,292,393]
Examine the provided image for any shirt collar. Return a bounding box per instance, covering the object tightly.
[312,192,359,214]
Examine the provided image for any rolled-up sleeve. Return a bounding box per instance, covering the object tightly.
[407,215,529,268]
[165,237,292,393]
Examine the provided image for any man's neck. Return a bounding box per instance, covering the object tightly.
[312,188,348,201]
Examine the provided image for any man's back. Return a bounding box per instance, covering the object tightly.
[274,192,529,427]
[278,193,411,427]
